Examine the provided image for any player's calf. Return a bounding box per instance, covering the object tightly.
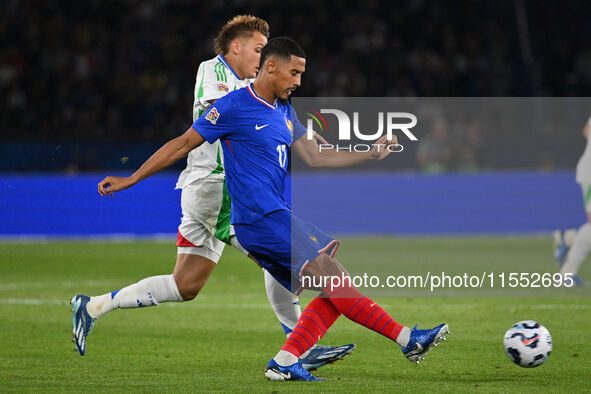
[173,253,216,300]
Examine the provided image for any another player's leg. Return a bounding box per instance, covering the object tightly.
[553,229,577,267]
[71,249,218,355]
[559,184,591,287]
[71,273,184,355]
[262,269,356,371]
[71,186,224,356]
[559,214,591,287]
[71,180,225,355]
[263,269,300,335]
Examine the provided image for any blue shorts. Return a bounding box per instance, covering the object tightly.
[234,209,339,293]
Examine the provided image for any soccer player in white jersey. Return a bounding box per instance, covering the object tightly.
[554,116,591,286]
[70,15,355,368]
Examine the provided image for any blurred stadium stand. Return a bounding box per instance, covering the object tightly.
[1,0,590,172]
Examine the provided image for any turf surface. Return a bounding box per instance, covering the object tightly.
[0,238,589,392]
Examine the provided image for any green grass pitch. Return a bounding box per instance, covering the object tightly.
[0,237,589,392]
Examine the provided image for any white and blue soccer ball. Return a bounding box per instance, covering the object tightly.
[503,320,552,368]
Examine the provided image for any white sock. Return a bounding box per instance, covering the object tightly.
[274,349,298,366]
[86,293,114,319]
[396,326,412,348]
[87,274,182,319]
[560,223,591,277]
[264,269,301,335]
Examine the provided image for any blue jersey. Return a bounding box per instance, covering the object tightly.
[192,83,307,224]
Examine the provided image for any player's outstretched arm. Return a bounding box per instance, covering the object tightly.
[292,133,398,168]
[98,128,205,197]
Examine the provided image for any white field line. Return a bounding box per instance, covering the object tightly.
[0,297,275,309]
[0,295,590,310]
[0,298,66,305]
[0,279,131,291]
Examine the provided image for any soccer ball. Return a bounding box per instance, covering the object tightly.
[503,320,552,368]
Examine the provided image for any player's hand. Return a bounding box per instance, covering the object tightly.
[370,134,398,160]
[312,132,329,145]
[98,176,135,197]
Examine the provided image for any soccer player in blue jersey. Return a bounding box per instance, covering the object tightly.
[71,15,354,370]
[97,37,449,381]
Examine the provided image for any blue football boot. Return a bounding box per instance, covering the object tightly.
[265,358,324,381]
[300,344,356,371]
[401,323,450,363]
[571,275,589,287]
[70,295,96,356]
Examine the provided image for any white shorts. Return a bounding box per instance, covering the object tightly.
[177,179,248,262]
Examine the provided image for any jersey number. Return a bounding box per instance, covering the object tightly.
[277,144,287,168]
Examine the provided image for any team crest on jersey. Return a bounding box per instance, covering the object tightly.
[309,235,318,244]
[217,83,229,92]
[285,117,294,140]
[205,107,220,124]
[285,117,294,132]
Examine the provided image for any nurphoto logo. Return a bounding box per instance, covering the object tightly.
[305,109,418,152]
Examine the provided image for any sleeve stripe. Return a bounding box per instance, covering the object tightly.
[213,62,228,83]
[221,65,227,82]
[213,62,221,81]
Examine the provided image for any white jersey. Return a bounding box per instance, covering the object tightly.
[176,55,252,189]
[576,116,591,183]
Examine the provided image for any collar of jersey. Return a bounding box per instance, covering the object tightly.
[248,83,277,110]
[217,55,242,81]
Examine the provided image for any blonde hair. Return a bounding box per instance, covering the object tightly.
[214,15,270,55]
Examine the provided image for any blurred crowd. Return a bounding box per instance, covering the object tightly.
[1,0,590,171]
